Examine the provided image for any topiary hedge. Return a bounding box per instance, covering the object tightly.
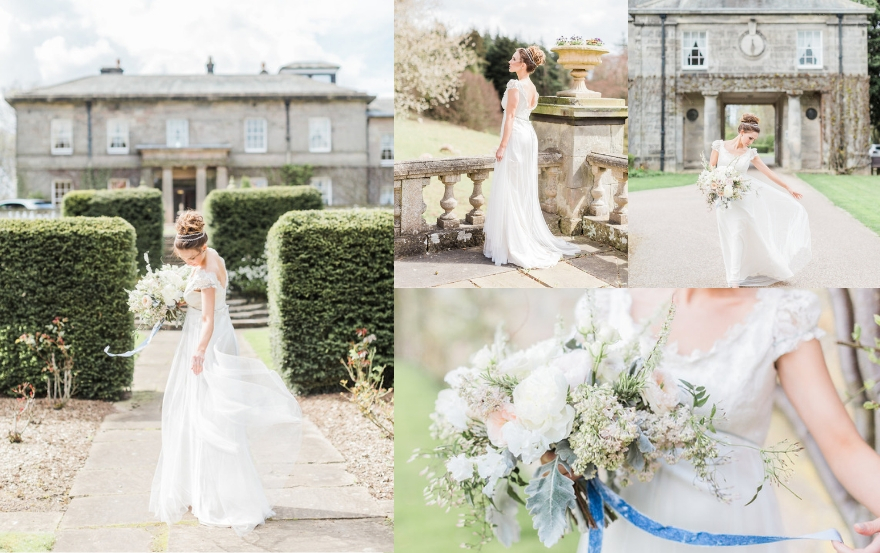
[267,209,393,394]
[0,218,137,400]
[62,188,163,274]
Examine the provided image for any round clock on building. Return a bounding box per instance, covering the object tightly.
[740,32,766,57]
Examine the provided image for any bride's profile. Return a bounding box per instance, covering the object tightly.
[709,114,811,287]
[148,210,302,536]
[482,45,580,269]
[576,288,880,553]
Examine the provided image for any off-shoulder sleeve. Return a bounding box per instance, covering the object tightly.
[772,290,825,360]
[506,79,519,90]
[711,140,724,152]
[190,269,220,291]
[749,148,759,161]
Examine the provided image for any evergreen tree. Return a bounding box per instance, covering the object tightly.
[855,0,880,140]
[482,33,570,99]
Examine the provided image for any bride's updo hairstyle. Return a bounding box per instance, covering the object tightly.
[738,113,760,134]
[174,210,208,251]
[518,45,546,73]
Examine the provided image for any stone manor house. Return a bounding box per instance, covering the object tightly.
[628,0,873,173]
[6,60,393,222]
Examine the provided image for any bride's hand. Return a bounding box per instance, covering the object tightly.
[788,188,803,200]
[191,350,205,375]
[495,145,506,162]
[540,451,580,481]
[832,520,880,553]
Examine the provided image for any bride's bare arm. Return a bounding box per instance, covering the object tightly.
[709,149,719,169]
[751,156,803,199]
[777,339,880,516]
[495,88,519,162]
[191,286,215,375]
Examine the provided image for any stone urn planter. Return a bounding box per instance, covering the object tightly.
[550,44,611,98]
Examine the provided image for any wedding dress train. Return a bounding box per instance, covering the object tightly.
[149,263,302,536]
[712,140,811,286]
[483,78,580,269]
[579,289,824,553]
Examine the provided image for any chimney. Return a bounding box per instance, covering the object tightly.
[100,58,123,74]
[207,56,214,74]
[259,62,268,75]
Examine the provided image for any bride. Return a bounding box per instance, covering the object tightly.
[482,45,580,269]
[149,210,302,535]
[709,114,811,287]
[572,288,880,552]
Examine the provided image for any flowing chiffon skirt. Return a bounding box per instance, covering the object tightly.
[483,117,580,269]
[717,177,811,287]
[148,306,302,536]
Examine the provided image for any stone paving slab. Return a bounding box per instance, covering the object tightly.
[69,466,155,497]
[52,527,155,552]
[266,486,383,520]
[0,512,62,532]
[82,439,161,470]
[167,518,393,552]
[528,261,609,288]
[260,463,357,489]
[60,494,153,529]
[394,247,515,287]
[568,254,627,286]
[93,429,163,443]
[470,269,547,288]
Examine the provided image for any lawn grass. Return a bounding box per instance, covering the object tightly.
[395,361,578,553]
[240,327,283,378]
[629,171,698,192]
[797,173,880,235]
[0,532,54,552]
[395,117,500,221]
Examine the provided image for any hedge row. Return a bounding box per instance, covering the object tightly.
[62,188,163,274]
[204,186,323,295]
[267,209,393,394]
[0,218,137,400]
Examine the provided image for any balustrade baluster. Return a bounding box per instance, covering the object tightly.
[465,170,489,225]
[437,174,460,229]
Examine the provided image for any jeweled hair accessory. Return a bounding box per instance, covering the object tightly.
[175,232,205,241]
[521,47,535,66]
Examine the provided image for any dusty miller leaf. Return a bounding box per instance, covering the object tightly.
[525,456,577,547]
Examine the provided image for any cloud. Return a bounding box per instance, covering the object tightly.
[33,36,117,83]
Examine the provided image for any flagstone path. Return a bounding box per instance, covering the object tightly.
[1,330,393,552]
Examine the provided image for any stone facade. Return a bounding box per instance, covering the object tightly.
[6,68,393,221]
[629,0,873,172]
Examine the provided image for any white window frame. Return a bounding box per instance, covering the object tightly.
[311,176,332,205]
[108,178,130,190]
[379,183,394,206]
[106,119,129,154]
[309,117,332,153]
[51,119,73,155]
[52,180,74,208]
[797,30,822,68]
[380,133,393,167]
[250,177,268,188]
[681,31,708,70]
[166,119,189,148]
[244,118,268,153]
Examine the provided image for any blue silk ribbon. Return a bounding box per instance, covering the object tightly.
[582,478,843,550]
[104,319,163,358]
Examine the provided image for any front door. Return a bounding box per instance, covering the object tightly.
[174,180,196,218]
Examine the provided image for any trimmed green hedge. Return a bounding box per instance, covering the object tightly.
[62,188,163,274]
[267,209,393,394]
[0,218,137,400]
[204,185,323,277]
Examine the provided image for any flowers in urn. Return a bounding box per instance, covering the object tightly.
[415,292,802,549]
[697,152,752,209]
[556,36,604,47]
[127,253,191,328]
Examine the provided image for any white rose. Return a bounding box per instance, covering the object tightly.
[434,389,470,431]
[641,369,681,414]
[140,295,152,308]
[596,325,621,344]
[497,350,530,379]
[501,421,550,464]
[446,454,475,482]
[511,366,574,442]
[722,184,734,198]
[471,345,494,370]
[549,349,593,388]
[443,366,475,388]
[524,338,560,369]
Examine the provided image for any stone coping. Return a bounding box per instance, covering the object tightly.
[393,152,562,179]
[587,152,628,169]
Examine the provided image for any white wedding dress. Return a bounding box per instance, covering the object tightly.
[149,260,302,536]
[712,140,811,287]
[579,288,824,553]
[483,78,580,268]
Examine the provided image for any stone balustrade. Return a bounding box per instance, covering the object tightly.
[585,152,628,225]
[393,152,563,238]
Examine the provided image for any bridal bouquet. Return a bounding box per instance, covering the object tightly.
[127,253,191,328]
[416,293,799,550]
[697,152,751,209]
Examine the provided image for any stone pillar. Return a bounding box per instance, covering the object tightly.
[196,165,207,212]
[703,91,720,161]
[162,167,174,224]
[787,91,803,170]
[139,167,153,188]
[216,166,228,189]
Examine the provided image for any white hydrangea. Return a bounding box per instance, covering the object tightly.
[446,454,475,482]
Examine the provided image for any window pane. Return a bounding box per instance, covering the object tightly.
[310,176,332,205]
[683,32,706,67]
[309,118,331,152]
[52,120,73,153]
[166,119,188,147]
[798,31,820,66]
[245,118,266,152]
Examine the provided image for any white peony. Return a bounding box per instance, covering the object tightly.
[549,349,593,388]
[446,454,475,482]
[511,366,574,442]
[641,369,681,414]
[497,350,530,379]
[434,389,470,431]
[501,421,551,464]
[140,295,152,308]
[722,184,734,198]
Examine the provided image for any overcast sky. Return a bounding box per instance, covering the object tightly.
[429,0,627,53]
[0,0,392,132]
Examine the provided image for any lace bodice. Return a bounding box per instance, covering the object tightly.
[184,266,228,312]
[712,139,758,174]
[605,289,823,446]
[501,79,537,120]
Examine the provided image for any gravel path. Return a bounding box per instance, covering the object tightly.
[0,398,116,512]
